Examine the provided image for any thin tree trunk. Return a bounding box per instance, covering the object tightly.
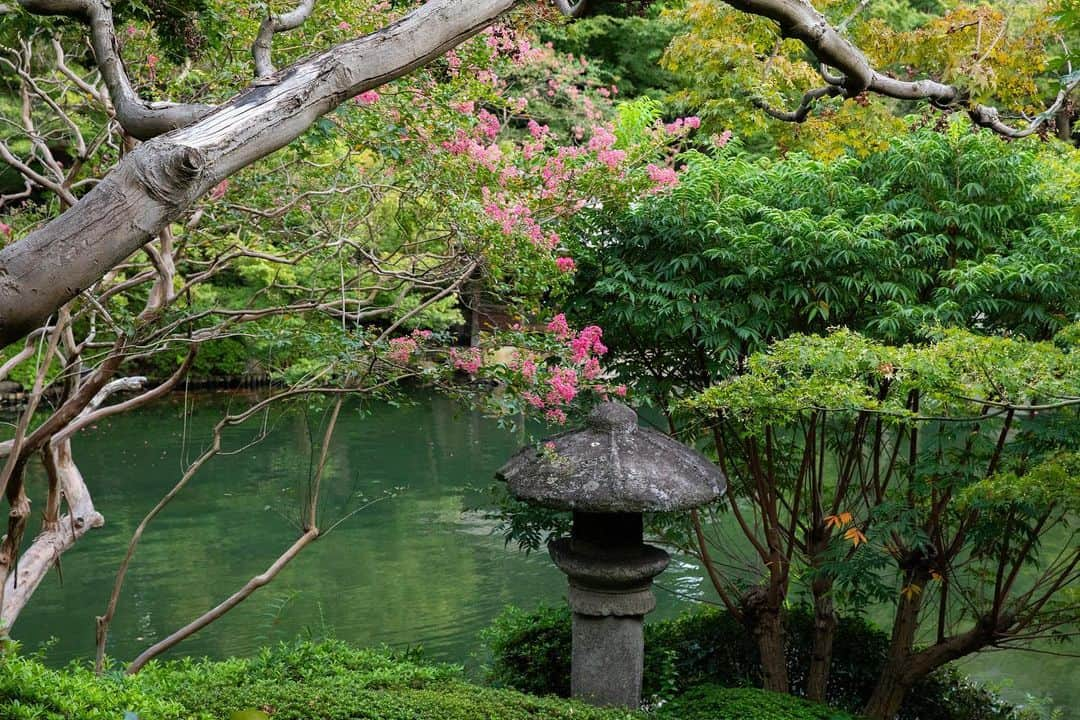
[125,527,319,673]
[743,587,789,693]
[806,577,836,701]
[863,573,926,719]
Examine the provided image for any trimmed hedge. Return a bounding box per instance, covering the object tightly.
[0,640,873,720]
[655,686,856,720]
[0,641,638,720]
[483,605,1034,720]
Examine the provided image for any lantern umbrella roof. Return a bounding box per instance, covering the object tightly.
[496,402,725,513]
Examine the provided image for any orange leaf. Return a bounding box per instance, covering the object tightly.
[844,527,867,547]
[825,511,854,529]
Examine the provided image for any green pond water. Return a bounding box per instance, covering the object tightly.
[10,392,1077,713]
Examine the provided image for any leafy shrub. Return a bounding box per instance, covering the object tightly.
[484,605,1034,720]
[654,685,856,720]
[0,652,187,720]
[0,640,637,720]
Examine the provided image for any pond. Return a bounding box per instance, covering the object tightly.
[11,392,1076,713]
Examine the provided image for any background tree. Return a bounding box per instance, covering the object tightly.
[681,327,1079,718]
[662,0,1080,157]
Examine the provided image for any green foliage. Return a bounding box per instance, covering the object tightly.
[484,605,1039,720]
[654,685,856,720]
[0,640,637,720]
[539,14,681,98]
[567,123,1079,404]
[660,0,1071,156]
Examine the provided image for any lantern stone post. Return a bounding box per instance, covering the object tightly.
[496,402,725,709]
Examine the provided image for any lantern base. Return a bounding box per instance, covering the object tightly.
[571,612,645,708]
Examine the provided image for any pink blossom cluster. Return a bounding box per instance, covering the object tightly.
[507,315,620,425]
[587,125,617,152]
[555,257,575,273]
[482,187,559,248]
[451,347,482,375]
[476,109,501,139]
[483,24,545,65]
[664,116,701,135]
[355,90,380,105]
[570,324,607,364]
[387,329,433,364]
[647,163,679,190]
[388,337,417,363]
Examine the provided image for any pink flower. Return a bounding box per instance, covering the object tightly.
[338,21,351,30]
[208,179,229,201]
[545,408,568,425]
[523,391,545,409]
[684,116,701,129]
[555,257,576,273]
[714,129,733,148]
[0,222,11,238]
[546,313,572,340]
[647,163,678,189]
[571,325,606,363]
[147,54,159,70]
[547,367,579,404]
[583,357,602,380]
[476,108,501,139]
[522,358,538,382]
[597,149,626,169]
[451,347,482,375]
[587,125,617,152]
[452,100,475,114]
[388,337,417,363]
[527,119,549,139]
[544,441,557,451]
[356,90,380,105]
[614,384,628,397]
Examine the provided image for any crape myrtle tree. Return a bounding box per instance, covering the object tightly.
[4,0,1079,345]
[0,2,685,668]
[0,0,1076,671]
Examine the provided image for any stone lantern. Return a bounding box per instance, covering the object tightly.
[496,402,725,709]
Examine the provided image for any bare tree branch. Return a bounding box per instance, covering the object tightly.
[554,0,589,18]
[16,0,213,139]
[125,527,320,673]
[753,84,843,122]
[722,0,1080,136]
[252,0,317,78]
[0,0,517,347]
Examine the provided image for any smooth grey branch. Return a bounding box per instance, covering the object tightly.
[252,0,317,78]
[17,0,213,139]
[554,0,589,18]
[729,0,1079,136]
[754,85,843,122]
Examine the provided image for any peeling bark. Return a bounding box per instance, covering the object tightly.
[1,439,103,629]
